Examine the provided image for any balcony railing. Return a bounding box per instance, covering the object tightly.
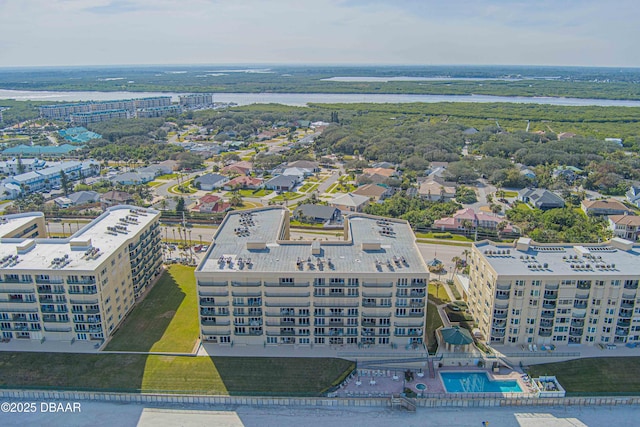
[362,282,393,288]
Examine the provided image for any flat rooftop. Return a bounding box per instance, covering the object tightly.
[0,213,43,239]
[0,206,158,272]
[197,207,428,275]
[475,238,640,277]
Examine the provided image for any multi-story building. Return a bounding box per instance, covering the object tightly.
[179,94,213,108]
[0,158,47,176]
[135,105,182,118]
[467,237,640,348]
[39,97,172,121]
[70,110,130,125]
[0,206,162,343]
[6,160,100,196]
[196,207,429,347]
[0,213,46,240]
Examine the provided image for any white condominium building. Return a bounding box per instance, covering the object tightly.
[0,206,162,343]
[196,207,429,348]
[468,237,640,348]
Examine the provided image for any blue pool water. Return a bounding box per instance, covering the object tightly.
[441,372,523,393]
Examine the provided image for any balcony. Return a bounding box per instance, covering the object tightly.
[545,283,559,291]
[492,320,506,328]
[231,291,262,298]
[233,310,262,317]
[491,330,506,338]
[575,293,589,300]
[495,292,510,300]
[538,328,552,337]
[576,282,591,290]
[264,292,310,298]
[201,319,231,326]
[569,328,583,337]
[571,311,586,319]
[265,320,295,327]
[541,310,555,318]
[198,290,229,297]
[314,300,359,308]
[362,301,392,308]
[539,319,553,328]
[67,279,96,285]
[573,302,588,309]
[496,283,511,291]
[200,300,229,307]
[68,288,97,295]
[617,319,631,327]
[615,328,630,336]
[621,301,635,309]
[264,281,309,288]
[570,319,585,328]
[365,292,393,298]
[232,281,262,287]
[619,311,633,318]
[37,286,65,294]
[542,302,557,310]
[624,281,639,290]
[265,301,310,308]
[493,312,507,319]
[198,281,228,287]
[362,282,393,288]
[543,293,558,300]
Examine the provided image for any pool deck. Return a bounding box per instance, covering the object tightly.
[333,366,536,398]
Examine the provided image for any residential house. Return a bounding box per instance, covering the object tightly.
[194,173,229,191]
[362,167,396,178]
[7,160,100,196]
[371,161,395,169]
[54,190,100,208]
[433,208,515,233]
[518,188,565,210]
[111,171,155,185]
[293,204,341,224]
[195,195,230,213]
[417,179,456,201]
[264,175,298,192]
[609,215,640,241]
[553,166,583,183]
[627,185,640,208]
[223,176,263,191]
[221,161,253,176]
[287,160,320,173]
[329,193,369,213]
[581,199,633,216]
[100,190,135,208]
[352,183,393,202]
[520,168,537,180]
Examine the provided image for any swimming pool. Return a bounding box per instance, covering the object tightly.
[441,372,523,393]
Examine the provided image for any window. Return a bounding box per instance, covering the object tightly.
[267,337,277,344]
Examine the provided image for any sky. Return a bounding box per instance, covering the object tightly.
[0,0,639,68]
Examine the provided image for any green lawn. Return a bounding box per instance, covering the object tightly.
[237,189,272,197]
[428,282,451,304]
[502,190,518,197]
[156,173,179,180]
[271,192,305,202]
[0,353,353,395]
[105,265,199,352]
[416,232,474,242]
[426,302,444,354]
[527,357,640,394]
[298,182,319,193]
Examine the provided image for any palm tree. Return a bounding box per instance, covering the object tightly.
[451,256,462,275]
[462,249,471,266]
[461,219,474,237]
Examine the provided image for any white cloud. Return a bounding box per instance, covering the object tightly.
[0,0,638,66]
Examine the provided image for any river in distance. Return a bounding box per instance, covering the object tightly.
[1,89,640,108]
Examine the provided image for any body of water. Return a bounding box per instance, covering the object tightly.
[1,89,640,107]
